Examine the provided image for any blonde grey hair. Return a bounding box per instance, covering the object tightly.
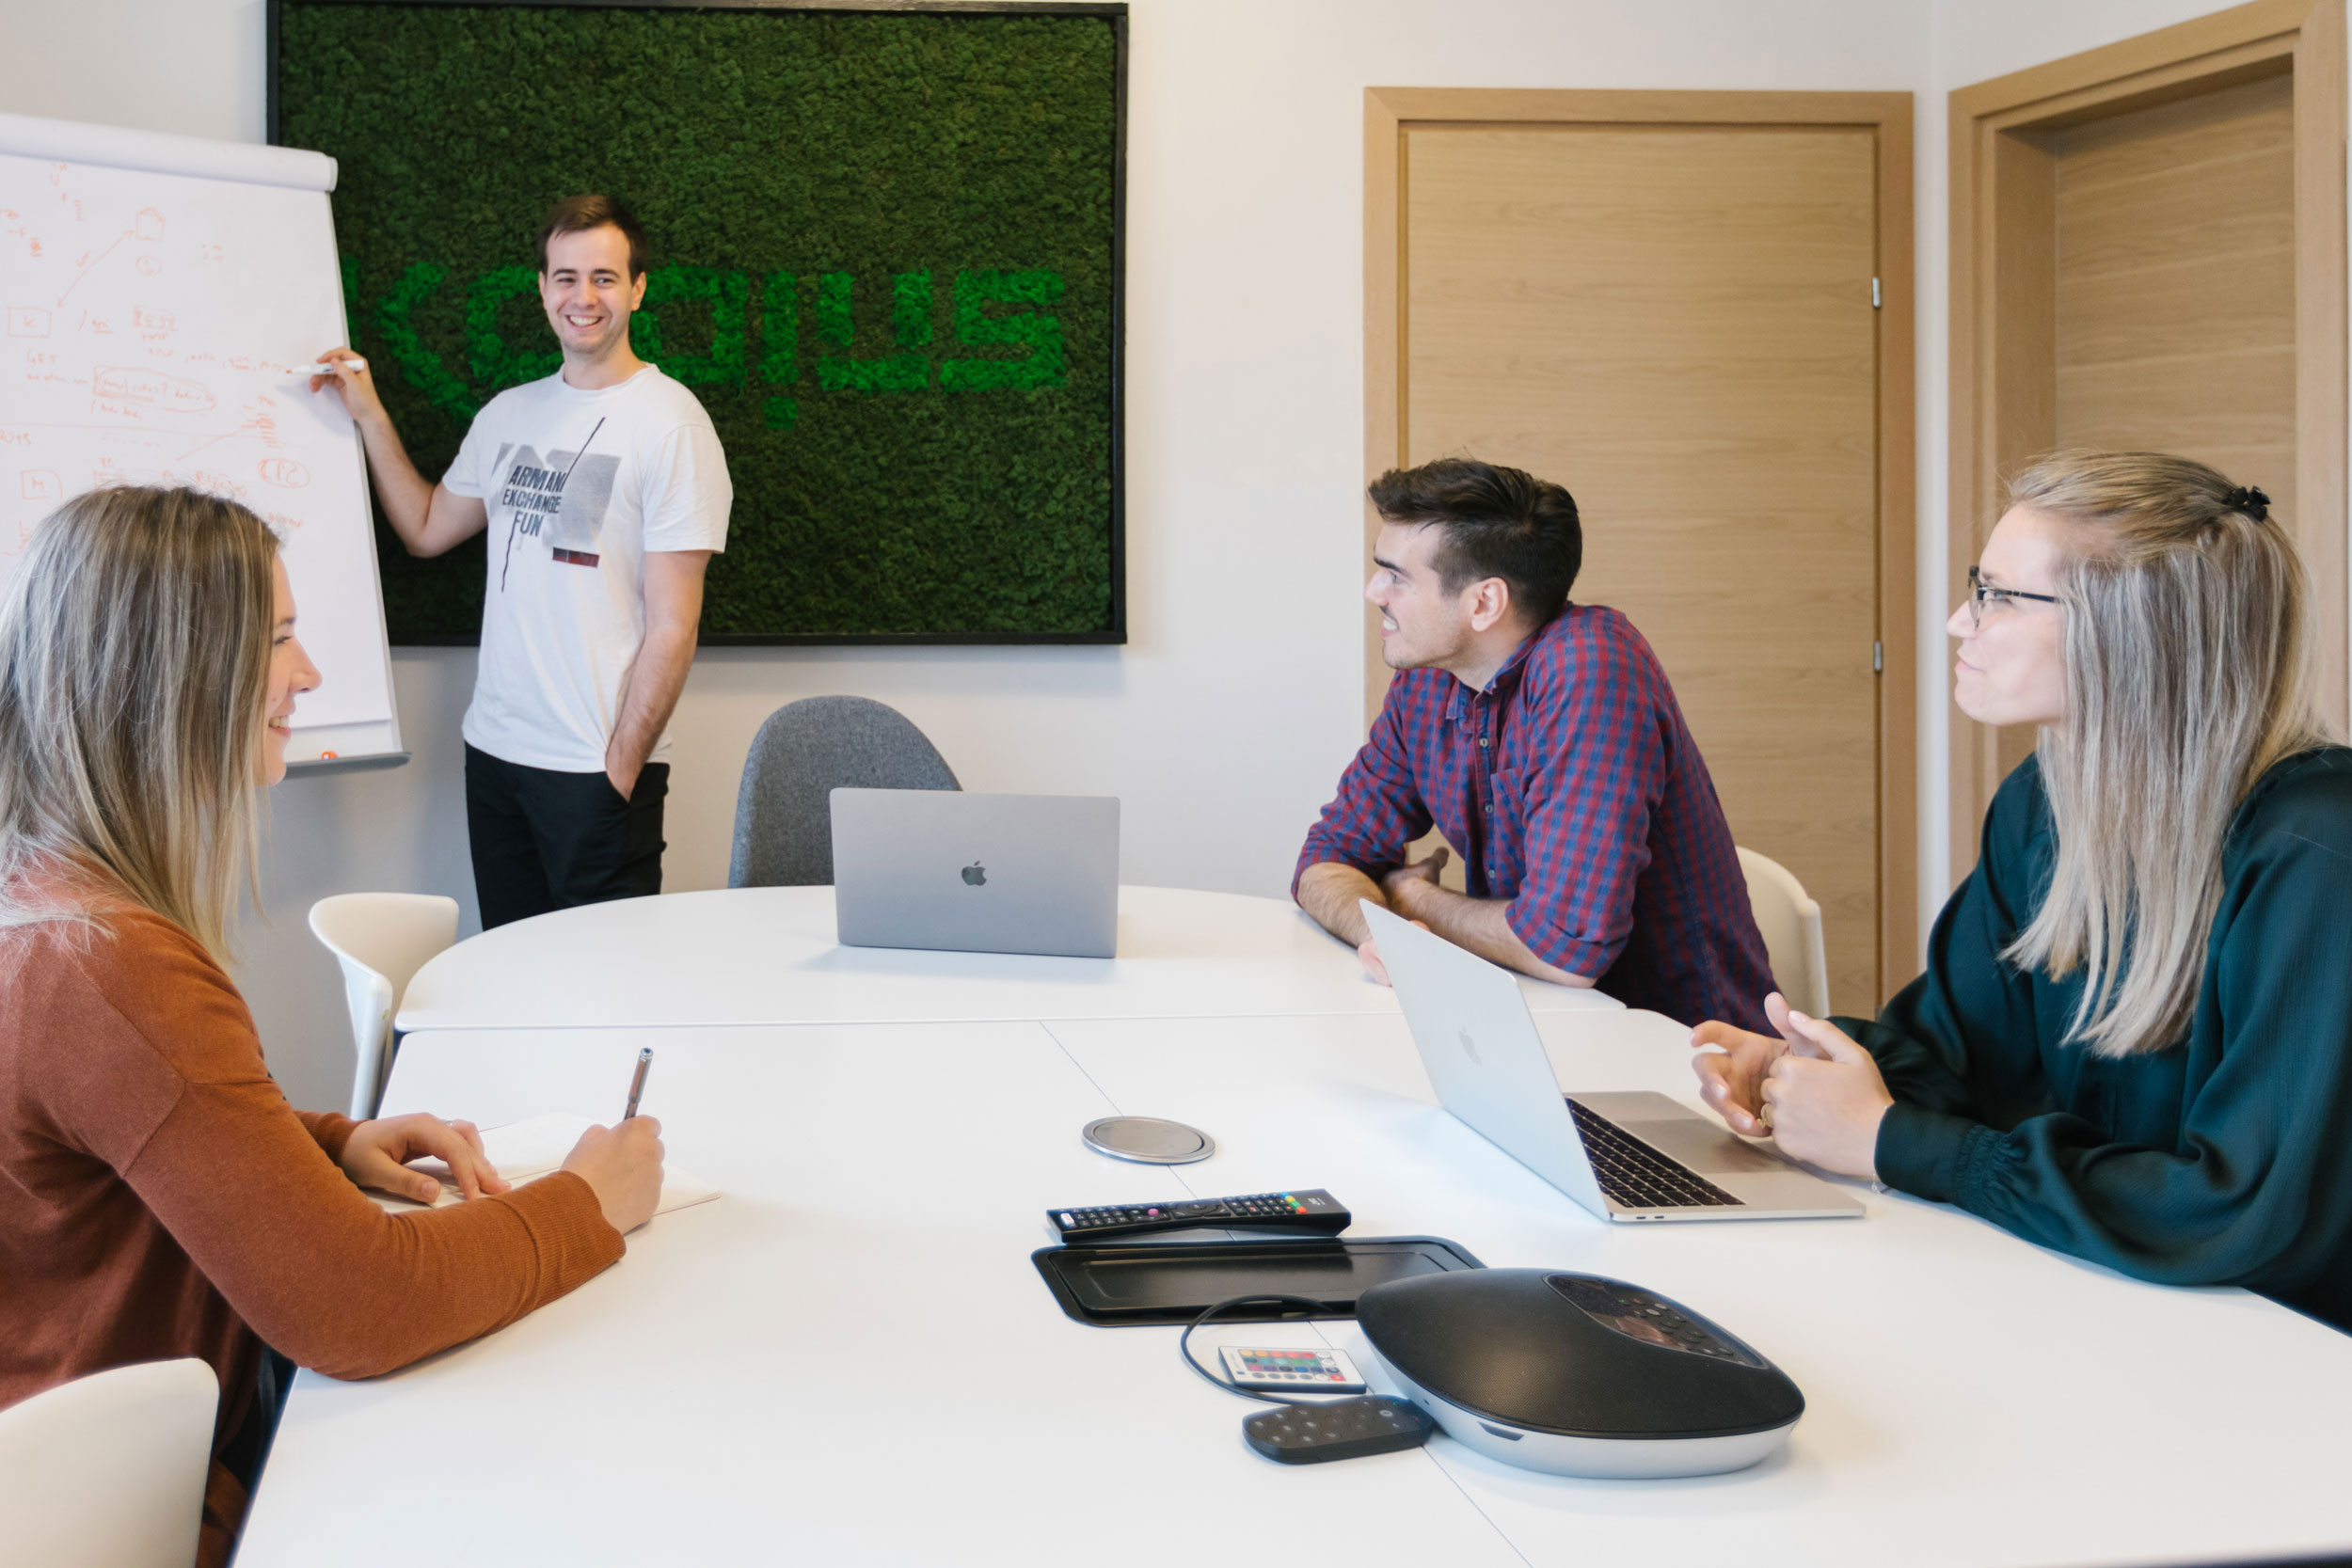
[0,486,279,959]
[2002,451,2329,1055]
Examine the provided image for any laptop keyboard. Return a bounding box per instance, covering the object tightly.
[1567,1101,1744,1210]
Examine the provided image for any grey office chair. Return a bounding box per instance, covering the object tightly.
[728,696,961,887]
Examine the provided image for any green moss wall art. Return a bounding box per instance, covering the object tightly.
[271,1,1124,642]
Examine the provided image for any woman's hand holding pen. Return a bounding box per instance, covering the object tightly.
[1691,991,1892,1180]
[563,1117,666,1234]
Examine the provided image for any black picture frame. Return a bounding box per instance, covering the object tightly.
[267,0,1128,647]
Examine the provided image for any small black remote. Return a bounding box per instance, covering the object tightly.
[1243,1396,1435,1464]
[1047,1190,1349,1243]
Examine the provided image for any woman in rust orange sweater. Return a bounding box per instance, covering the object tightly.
[0,486,665,1566]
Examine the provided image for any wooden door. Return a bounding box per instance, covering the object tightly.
[1991,74,2298,777]
[1398,122,1885,1010]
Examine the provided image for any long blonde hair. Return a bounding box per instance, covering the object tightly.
[2002,451,2330,1055]
[0,486,279,958]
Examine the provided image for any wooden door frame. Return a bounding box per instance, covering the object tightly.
[1947,0,2349,876]
[1363,87,1918,1002]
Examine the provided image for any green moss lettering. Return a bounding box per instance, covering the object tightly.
[634,265,749,388]
[816,271,930,393]
[942,269,1065,391]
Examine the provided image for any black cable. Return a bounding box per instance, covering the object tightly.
[1179,1293,1359,1408]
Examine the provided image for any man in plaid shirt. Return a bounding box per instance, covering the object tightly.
[1295,458,1774,1031]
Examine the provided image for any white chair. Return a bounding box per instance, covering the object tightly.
[1737,847,1831,1019]
[0,1358,218,1568]
[309,893,461,1119]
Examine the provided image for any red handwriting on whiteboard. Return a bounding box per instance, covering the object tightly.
[91,365,215,413]
[56,210,165,306]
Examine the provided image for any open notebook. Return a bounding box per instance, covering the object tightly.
[371,1113,719,1218]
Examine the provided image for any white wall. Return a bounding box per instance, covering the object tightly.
[5,0,2288,1114]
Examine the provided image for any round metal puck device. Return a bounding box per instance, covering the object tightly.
[1081,1117,1216,1164]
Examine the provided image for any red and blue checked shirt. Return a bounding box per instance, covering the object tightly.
[1295,604,1775,1030]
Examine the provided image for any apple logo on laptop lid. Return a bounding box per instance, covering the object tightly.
[961,862,988,887]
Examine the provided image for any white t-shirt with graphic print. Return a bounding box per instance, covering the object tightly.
[443,364,731,773]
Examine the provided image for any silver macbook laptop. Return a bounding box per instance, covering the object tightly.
[1364,903,1862,1222]
[832,789,1119,959]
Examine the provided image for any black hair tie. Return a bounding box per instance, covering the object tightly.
[2225,484,2272,522]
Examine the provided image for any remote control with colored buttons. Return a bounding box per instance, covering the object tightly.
[1047,1190,1349,1243]
[1220,1345,1367,1393]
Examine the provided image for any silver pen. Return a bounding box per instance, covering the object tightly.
[622,1048,652,1121]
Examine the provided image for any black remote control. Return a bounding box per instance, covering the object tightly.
[1047,1190,1349,1243]
[1243,1396,1435,1464]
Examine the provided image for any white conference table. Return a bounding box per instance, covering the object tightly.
[395,884,1623,1031]
[243,1006,2352,1567]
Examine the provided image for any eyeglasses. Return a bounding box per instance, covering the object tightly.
[1964,564,2062,630]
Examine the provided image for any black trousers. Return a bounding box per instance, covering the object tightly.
[464,744,670,930]
[218,1346,294,1502]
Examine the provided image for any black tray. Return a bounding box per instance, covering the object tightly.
[1033,1235,1486,1326]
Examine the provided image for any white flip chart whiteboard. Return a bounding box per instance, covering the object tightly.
[0,112,403,772]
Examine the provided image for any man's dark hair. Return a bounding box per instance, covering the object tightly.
[1367,458,1582,626]
[536,194,648,279]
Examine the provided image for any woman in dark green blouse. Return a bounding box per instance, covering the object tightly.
[1695,451,2352,1332]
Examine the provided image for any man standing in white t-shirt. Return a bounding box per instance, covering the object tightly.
[314,195,732,927]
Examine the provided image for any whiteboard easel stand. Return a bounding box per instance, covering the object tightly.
[284,221,406,778]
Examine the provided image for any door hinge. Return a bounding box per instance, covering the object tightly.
[1871,277,1882,309]
[1873,641,1883,673]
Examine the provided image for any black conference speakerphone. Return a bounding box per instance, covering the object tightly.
[1548,1274,1766,1366]
[1048,1190,1350,1243]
